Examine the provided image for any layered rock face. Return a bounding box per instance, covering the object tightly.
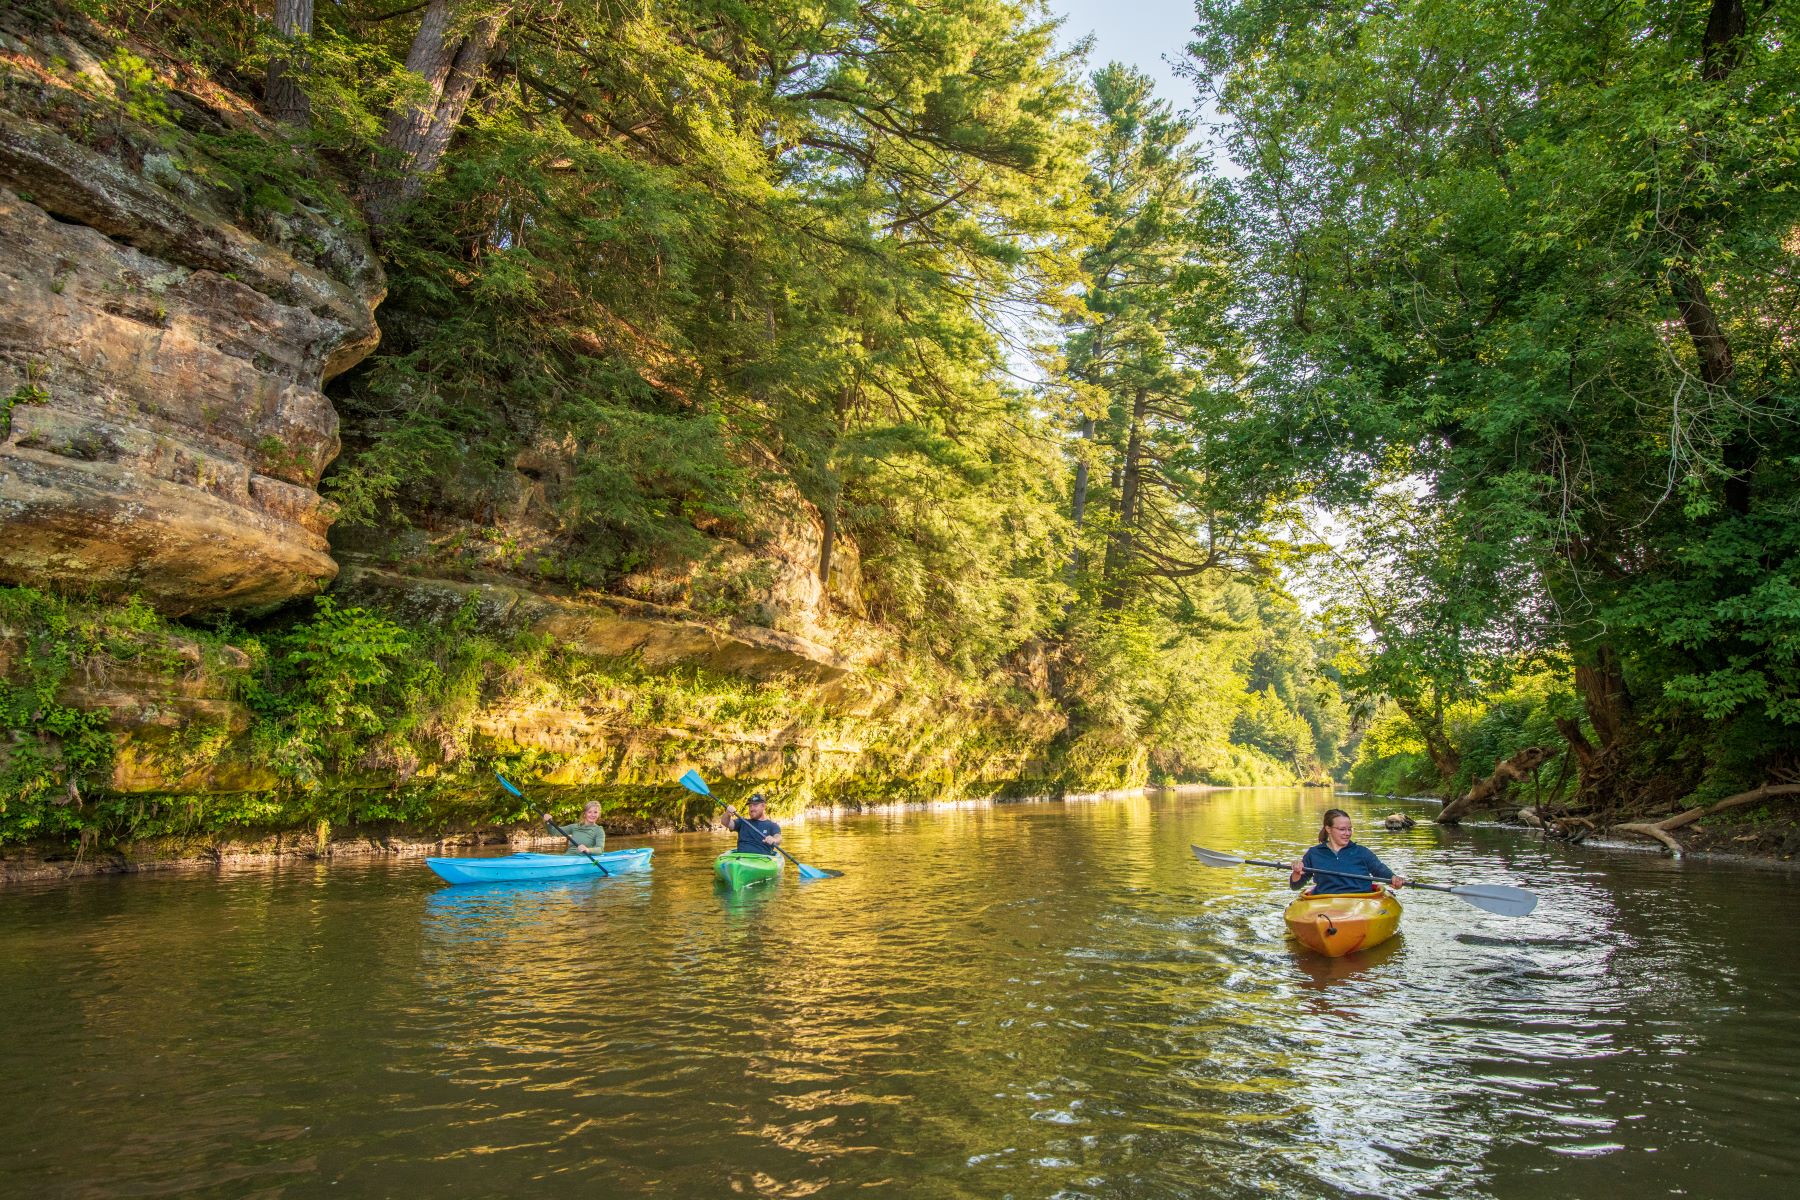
[0,21,382,614]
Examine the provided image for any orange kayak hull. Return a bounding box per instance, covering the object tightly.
[1283,888,1403,957]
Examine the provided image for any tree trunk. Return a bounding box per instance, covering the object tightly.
[363,1,507,238]
[817,500,837,586]
[1701,0,1748,82]
[1574,644,1631,750]
[1067,415,1093,580]
[1436,745,1558,824]
[1393,693,1461,781]
[1678,1,1753,511]
[1553,717,1596,771]
[1101,388,1147,609]
[266,0,314,127]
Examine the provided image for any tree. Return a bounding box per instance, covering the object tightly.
[266,0,313,126]
[362,0,510,238]
[1193,0,1800,813]
[1059,64,1246,613]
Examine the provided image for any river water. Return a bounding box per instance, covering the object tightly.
[3,788,1797,1199]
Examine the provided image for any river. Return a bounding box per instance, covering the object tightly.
[2,788,1797,1198]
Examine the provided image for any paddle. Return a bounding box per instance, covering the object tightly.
[677,770,843,880]
[496,772,609,876]
[1190,845,1538,917]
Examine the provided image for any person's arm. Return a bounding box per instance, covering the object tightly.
[1361,845,1406,888]
[1289,847,1313,890]
[763,820,781,846]
[543,815,590,854]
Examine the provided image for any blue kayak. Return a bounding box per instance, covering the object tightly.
[425,847,654,885]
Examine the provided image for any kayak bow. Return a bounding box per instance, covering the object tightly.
[714,850,781,890]
[1283,887,1402,957]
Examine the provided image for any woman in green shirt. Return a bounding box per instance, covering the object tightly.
[550,801,606,855]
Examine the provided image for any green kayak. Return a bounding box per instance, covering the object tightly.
[715,850,780,890]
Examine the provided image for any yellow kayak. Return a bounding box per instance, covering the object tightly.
[1283,887,1402,957]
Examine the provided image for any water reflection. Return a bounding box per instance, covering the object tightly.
[2,793,1798,1198]
[1289,932,1404,991]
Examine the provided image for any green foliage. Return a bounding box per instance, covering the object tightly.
[0,588,124,841]
[1443,672,1582,800]
[1345,704,1438,798]
[11,0,1392,839]
[1232,686,1315,773]
[1199,743,1296,789]
[309,0,1092,672]
[1347,672,1584,803]
[1,381,50,439]
[99,47,172,126]
[1198,0,1800,807]
[248,597,417,785]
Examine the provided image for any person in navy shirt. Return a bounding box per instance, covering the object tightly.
[1290,808,1409,894]
[724,792,782,856]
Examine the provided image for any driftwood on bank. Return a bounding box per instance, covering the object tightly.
[1435,745,1559,824]
[1612,783,1800,857]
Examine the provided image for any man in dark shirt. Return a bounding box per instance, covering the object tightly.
[724,792,782,856]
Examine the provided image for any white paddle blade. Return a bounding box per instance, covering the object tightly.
[1451,884,1539,917]
[1190,845,1246,868]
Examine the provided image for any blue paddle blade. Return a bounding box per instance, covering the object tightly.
[794,862,844,880]
[495,772,523,797]
[678,770,711,796]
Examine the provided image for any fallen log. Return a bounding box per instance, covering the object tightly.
[1611,783,1800,857]
[1436,746,1559,824]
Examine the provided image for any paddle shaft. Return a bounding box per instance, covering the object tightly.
[722,810,805,871]
[496,773,610,877]
[1239,856,1448,894]
[542,816,611,876]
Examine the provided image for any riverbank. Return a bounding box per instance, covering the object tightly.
[1581,815,1800,865]
[1333,789,1800,867]
[16,781,1796,887]
[0,785,1161,886]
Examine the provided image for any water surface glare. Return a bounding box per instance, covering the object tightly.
[3,789,1798,1198]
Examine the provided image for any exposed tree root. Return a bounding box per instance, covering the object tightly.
[1612,821,1685,854]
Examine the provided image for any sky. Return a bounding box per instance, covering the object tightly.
[1049,0,1203,116]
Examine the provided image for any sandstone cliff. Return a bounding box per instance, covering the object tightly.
[0,17,382,613]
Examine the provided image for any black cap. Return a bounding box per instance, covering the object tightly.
[747,792,767,804]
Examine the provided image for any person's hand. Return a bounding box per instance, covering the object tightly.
[1289,856,1304,881]
[766,833,781,845]
[1389,874,1407,889]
